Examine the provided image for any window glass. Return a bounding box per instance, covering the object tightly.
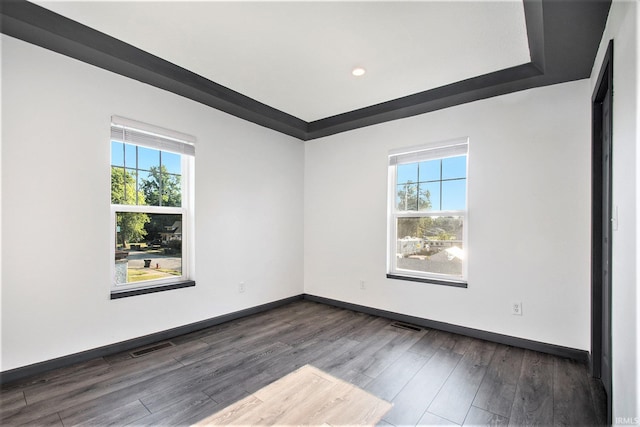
[418,159,441,182]
[397,163,418,185]
[397,183,418,211]
[114,212,183,285]
[124,143,137,169]
[441,180,466,211]
[442,156,467,180]
[110,167,125,204]
[396,216,464,276]
[111,141,124,167]
[418,182,440,211]
[137,170,151,203]
[138,146,160,171]
[162,151,182,175]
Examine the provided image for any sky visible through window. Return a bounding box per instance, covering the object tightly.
[396,155,466,211]
[111,141,181,174]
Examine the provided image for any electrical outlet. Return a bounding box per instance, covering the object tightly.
[239,282,246,293]
[511,302,523,316]
[359,280,366,290]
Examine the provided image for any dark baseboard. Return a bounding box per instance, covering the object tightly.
[2,292,589,385]
[303,294,589,363]
[0,294,303,385]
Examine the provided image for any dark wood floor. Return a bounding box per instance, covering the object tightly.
[1,300,607,426]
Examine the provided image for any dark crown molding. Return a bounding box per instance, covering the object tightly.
[1,0,610,141]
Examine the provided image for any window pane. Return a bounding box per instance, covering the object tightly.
[442,179,466,211]
[138,168,182,207]
[115,212,183,285]
[442,155,467,180]
[418,181,440,211]
[111,141,124,167]
[397,183,418,211]
[137,170,151,205]
[125,168,139,205]
[163,173,182,207]
[138,146,160,171]
[162,151,181,175]
[111,167,125,204]
[397,163,418,185]
[111,166,139,205]
[124,143,137,169]
[418,159,441,182]
[396,216,463,277]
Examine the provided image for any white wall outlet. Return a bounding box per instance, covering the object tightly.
[511,301,523,316]
[359,280,366,290]
[239,282,246,293]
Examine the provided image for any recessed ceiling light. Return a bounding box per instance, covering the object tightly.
[352,67,366,77]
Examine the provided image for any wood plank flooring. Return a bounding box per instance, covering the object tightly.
[195,364,391,425]
[0,300,606,426]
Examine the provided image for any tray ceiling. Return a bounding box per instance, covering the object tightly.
[34,1,531,122]
[1,0,611,140]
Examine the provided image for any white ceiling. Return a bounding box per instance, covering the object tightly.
[36,1,531,122]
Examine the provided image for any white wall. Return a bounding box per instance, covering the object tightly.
[305,80,591,350]
[0,35,305,372]
[590,0,639,421]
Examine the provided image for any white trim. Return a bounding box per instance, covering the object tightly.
[389,137,468,165]
[111,204,183,215]
[394,210,465,218]
[111,115,196,144]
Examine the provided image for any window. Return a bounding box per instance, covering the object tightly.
[387,138,468,286]
[110,116,195,298]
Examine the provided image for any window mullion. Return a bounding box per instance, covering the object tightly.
[159,151,163,207]
[439,159,443,210]
[135,145,139,206]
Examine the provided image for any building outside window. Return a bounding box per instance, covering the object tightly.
[387,138,468,286]
[110,116,195,297]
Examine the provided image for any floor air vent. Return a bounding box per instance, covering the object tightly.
[390,321,422,332]
[130,341,174,358]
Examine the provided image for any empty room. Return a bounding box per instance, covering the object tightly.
[1,0,638,425]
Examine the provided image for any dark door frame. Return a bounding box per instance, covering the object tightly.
[591,39,613,424]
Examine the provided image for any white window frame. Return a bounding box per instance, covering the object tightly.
[109,116,195,295]
[387,137,469,285]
